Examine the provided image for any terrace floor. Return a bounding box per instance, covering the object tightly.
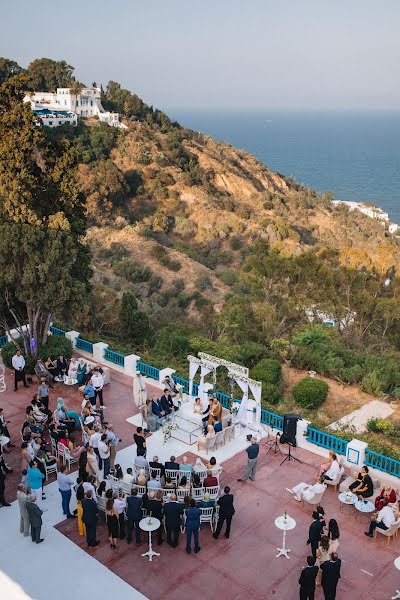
[0,363,399,600]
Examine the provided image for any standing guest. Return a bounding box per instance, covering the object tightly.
[98,433,111,478]
[12,349,28,392]
[92,368,104,408]
[35,451,47,501]
[26,494,44,543]
[0,407,14,448]
[349,466,373,499]
[106,498,119,549]
[147,491,164,545]
[307,511,324,560]
[83,380,96,407]
[213,486,235,539]
[126,488,143,545]
[27,460,45,508]
[17,484,30,536]
[82,490,99,548]
[57,464,76,518]
[86,445,100,483]
[320,553,341,600]
[133,426,147,454]
[365,501,396,537]
[185,498,201,554]
[106,423,120,471]
[113,491,127,539]
[164,492,184,547]
[77,358,88,385]
[89,426,103,469]
[68,358,78,379]
[82,476,97,500]
[237,437,259,482]
[299,556,319,600]
[203,470,218,488]
[134,371,147,414]
[316,535,331,579]
[75,479,86,537]
[34,358,54,386]
[56,355,68,379]
[37,379,50,411]
[328,519,340,553]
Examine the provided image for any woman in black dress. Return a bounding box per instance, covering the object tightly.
[105,498,119,548]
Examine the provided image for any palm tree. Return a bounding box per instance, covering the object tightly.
[69,81,84,116]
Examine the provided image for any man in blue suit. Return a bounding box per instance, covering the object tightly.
[82,490,99,547]
[151,398,167,424]
[185,498,201,554]
[126,488,143,545]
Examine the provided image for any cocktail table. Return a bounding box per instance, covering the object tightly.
[354,499,375,522]
[275,515,296,559]
[338,491,356,513]
[139,517,161,562]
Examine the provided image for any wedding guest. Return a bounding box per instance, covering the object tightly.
[237,437,259,482]
[26,494,44,543]
[213,486,235,539]
[44,357,57,380]
[375,484,396,511]
[56,355,68,378]
[365,501,396,537]
[77,358,88,385]
[299,556,318,600]
[92,368,104,408]
[349,466,373,499]
[17,484,30,536]
[193,397,202,413]
[12,349,28,391]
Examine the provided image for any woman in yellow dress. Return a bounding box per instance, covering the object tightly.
[76,480,86,537]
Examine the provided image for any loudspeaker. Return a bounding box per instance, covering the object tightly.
[280,413,301,447]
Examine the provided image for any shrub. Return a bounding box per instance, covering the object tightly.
[361,371,385,396]
[292,377,329,409]
[195,274,213,292]
[261,383,282,406]
[2,336,73,373]
[112,258,151,283]
[367,418,394,434]
[251,358,282,386]
[339,364,364,384]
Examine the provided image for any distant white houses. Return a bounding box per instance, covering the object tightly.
[24,87,127,129]
[305,307,356,330]
[332,199,399,234]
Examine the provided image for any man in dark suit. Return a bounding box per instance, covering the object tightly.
[126,488,143,545]
[320,553,341,600]
[307,511,324,560]
[26,495,44,543]
[149,455,165,479]
[213,486,235,539]
[185,498,201,553]
[202,398,213,432]
[152,398,167,420]
[0,456,12,507]
[299,556,319,600]
[163,492,184,547]
[165,455,180,471]
[147,491,164,544]
[160,390,178,413]
[82,490,99,547]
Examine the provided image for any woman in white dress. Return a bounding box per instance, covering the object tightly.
[68,358,78,379]
[86,445,100,484]
[197,424,216,452]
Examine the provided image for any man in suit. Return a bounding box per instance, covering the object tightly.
[147,491,164,545]
[164,492,184,547]
[165,455,180,471]
[320,553,341,600]
[26,494,44,543]
[307,511,324,560]
[126,488,143,545]
[185,498,201,554]
[299,556,319,600]
[160,391,172,416]
[149,455,165,479]
[17,484,30,536]
[202,398,213,432]
[34,358,54,386]
[82,490,99,547]
[151,398,167,423]
[213,486,235,539]
[0,456,12,506]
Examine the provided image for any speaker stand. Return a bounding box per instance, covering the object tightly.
[266,433,283,457]
[280,443,302,466]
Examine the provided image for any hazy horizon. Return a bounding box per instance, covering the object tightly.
[2,0,399,112]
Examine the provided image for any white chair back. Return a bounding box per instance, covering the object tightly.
[204,485,219,500]
[149,467,162,481]
[161,488,174,499]
[107,474,120,493]
[119,481,133,496]
[50,437,58,457]
[57,443,66,463]
[135,485,146,498]
[177,470,192,485]
[64,447,78,469]
[165,469,178,482]
[191,487,204,502]
[196,469,208,483]
[45,461,58,480]
[0,365,6,393]
[223,424,234,443]
[214,430,225,448]
[200,506,214,531]
[176,488,190,503]
[96,496,106,513]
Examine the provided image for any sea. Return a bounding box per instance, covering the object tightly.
[170,110,400,223]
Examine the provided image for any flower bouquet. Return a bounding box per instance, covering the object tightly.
[175,383,184,402]
[163,420,177,444]
[230,401,240,416]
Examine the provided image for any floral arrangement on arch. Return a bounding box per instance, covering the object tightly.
[175,383,184,401]
[230,401,240,415]
[163,420,177,444]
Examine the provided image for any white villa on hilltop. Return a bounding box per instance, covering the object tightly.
[333,199,399,234]
[23,87,127,129]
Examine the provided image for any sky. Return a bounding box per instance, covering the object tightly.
[1,0,399,111]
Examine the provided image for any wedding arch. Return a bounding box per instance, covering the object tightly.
[187,352,262,430]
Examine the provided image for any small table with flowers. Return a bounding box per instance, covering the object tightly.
[275,513,296,559]
[139,517,161,562]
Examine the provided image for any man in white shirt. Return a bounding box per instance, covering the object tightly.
[57,465,76,518]
[113,492,126,539]
[123,468,135,485]
[323,456,341,482]
[82,477,97,502]
[365,502,396,537]
[92,369,104,407]
[98,433,110,478]
[12,350,28,392]
[89,428,103,469]
[287,476,326,502]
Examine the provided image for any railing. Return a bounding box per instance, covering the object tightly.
[306,427,348,456]
[172,375,190,394]
[261,409,284,431]
[76,338,94,354]
[365,449,400,478]
[49,326,65,336]
[104,348,125,367]
[215,391,231,409]
[137,361,160,381]
[192,382,199,396]
[0,335,8,348]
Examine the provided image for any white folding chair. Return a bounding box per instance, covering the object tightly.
[200,506,215,531]
[0,365,6,393]
[96,496,106,515]
[191,487,205,502]
[119,481,133,496]
[213,504,220,530]
[177,471,192,485]
[45,461,58,480]
[223,424,234,444]
[50,437,58,457]
[196,469,208,484]
[149,467,162,481]
[176,488,190,503]
[57,443,66,464]
[214,430,225,449]
[135,485,146,498]
[63,447,78,470]
[107,474,121,494]
[165,469,178,483]
[204,485,220,501]
[161,488,174,500]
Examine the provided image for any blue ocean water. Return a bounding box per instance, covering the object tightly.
[170,110,400,223]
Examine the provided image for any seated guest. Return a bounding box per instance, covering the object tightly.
[44,357,57,380]
[178,476,190,489]
[31,399,48,424]
[134,448,149,475]
[149,455,165,479]
[206,456,218,470]
[77,358,88,385]
[34,358,54,386]
[56,355,68,378]
[286,476,326,503]
[37,380,50,411]
[316,450,335,478]
[349,466,373,499]
[147,472,162,491]
[165,455,180,471]
[164,476,175,490]
[137,468,147,487]
[213,417,222,433]
[365,501,396,537]
[161,375,178,396]
[193,397,202,414]
[160,389,178,414]
[179,456,193,473]
[123,468,135,485]
[151,397,168,422]
[144,399,159,432]
[203,470,218,488]
[375,484,397,511]
[199,492,214,508]
[322,454,340,482]
[192,474,202,489]
[197,424,216,452]
[202,398,213,432]
[68,358,78,379]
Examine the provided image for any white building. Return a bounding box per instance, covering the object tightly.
[332,199,399,235]
[24,87,127,129]
[31,107,77,127]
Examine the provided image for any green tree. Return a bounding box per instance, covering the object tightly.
[0,74,91,353]
[0,57,23,86]
[27,58,77,91]
[119,292,151,347]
